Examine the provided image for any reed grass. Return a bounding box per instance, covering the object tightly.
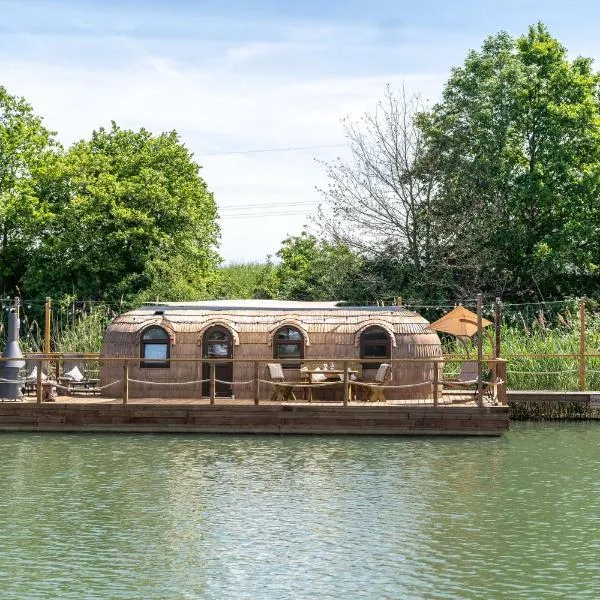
[443,302,600,391]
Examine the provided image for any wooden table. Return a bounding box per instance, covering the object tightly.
[301,369,358,402]
[58,378,101,396]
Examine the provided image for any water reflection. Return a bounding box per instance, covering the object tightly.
[1,425,599,598]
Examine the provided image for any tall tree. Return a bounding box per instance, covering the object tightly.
[420,23,600,299]
[276,232,364,301]
[318,86,436,275]
[0,86,58,294]
[25,123,220,301]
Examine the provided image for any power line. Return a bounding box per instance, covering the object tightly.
[221,211,311,219]
[197,144,345,157]
[219,201,320,212]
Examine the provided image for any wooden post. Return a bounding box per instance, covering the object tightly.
[493,297,501,401]
[253,361,259,405]
[433,359,439,407]
[343,360,349,406]
[44,297,52,354]
[579,298,586,392]
[122,362,129,404]
[497,360,508,405]
[36,359,43,404]
[494,298,501,359]
[476,293,484,407]
[210,362,216,404]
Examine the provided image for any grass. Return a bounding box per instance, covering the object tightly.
[444,302,600,391]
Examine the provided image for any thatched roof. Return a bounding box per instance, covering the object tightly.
[107,300,437,338]
[141,299,408,312]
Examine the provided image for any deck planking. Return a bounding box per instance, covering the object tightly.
[0,396,508,435]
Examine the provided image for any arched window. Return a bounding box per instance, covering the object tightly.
[360,326,391,369]
[202,326,233,397]
[274,326,304,368]
[140,326,170,368]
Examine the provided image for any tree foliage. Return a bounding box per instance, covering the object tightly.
[214,261,279,299]
[23,123,220,301]
[318,86,435,274]
[419,23,600,299]
[275,232,365,301]
[317,23,600,302]
[0,86,58,294]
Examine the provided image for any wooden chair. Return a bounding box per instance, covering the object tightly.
[59,355,100,396]
[267,363,296,402]
[22,360,49,396]
[442,360,494,401]
[354,363,392,402]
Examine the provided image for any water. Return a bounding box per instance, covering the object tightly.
[1,424,600,599]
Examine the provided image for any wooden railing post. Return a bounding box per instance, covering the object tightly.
[476,293,484,407]
[579,298,586,392]
[36,359,43,404]
[210,362,216,405]
[122,362,129,404]
[253,361,260,405]
[44,297,51,355]
[497,360,507,405]
[433,359,439,407]
[343,360,349,406]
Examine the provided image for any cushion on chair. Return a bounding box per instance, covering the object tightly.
[311,367,327,383]
[375,363,391,384]
[26,367,48,382]
[62,365,85,382]
[267,363,285,381]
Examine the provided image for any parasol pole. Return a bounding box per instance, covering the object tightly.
[476,293,483,407]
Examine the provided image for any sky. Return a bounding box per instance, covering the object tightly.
[3,0,600,264]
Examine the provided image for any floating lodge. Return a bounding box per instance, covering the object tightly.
[100,299,444,400]
[0,298,510,435]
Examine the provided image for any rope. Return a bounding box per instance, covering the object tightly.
[351,380,433,390]
[214,378,255,386]
[441,378,479,386]
[507,369,578,375]
[128,378,210,386]
[97,380,121,391]
[258,379,342,388]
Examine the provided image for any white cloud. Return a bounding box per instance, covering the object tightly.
[0,15,446,262]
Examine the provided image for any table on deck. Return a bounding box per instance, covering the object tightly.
[300,369,358,402]
[58,378,101,396]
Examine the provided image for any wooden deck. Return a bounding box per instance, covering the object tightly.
[0,396,509,435]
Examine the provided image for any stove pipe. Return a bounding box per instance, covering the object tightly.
[0,298,26,400]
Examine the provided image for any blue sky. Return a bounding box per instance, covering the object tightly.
[3,1,600,263]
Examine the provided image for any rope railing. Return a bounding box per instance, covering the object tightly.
[507,369,579,375]
[351,380,433,390]
[4,354,510,407]
[128,378,210,386]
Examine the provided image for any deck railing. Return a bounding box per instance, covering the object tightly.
[8,354,509,408]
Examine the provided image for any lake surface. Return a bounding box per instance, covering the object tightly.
[1,423,600,599]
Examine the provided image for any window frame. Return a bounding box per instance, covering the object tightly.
[359,326,392,369]
[273,326,305,368]
[140,326,171,368]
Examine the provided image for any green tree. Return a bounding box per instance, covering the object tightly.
[0,86,58,295]
[276,232,364,301]
[214,260,280,299]
[420,23,600,299]
[25,123,220,301]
